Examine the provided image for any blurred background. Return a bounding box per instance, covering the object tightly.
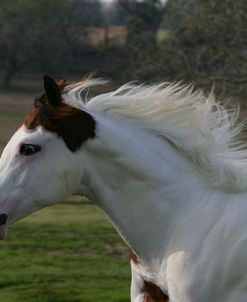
[0,0,247,100]
[0,0,247,301]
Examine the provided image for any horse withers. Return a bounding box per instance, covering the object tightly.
[1,76,247,302]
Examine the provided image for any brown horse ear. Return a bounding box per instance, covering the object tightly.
[43,76,61,106]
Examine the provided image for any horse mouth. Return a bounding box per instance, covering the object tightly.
[0,214,8,240]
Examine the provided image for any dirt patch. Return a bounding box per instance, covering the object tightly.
[0,92,35,153]
[0,92,34,114]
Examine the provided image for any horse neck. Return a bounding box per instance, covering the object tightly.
[79,114,205,260]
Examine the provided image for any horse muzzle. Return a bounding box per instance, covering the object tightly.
[0,214,8,240]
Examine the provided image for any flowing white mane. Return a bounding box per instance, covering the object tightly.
[62,79,247,192]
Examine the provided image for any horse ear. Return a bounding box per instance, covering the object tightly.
[43,76,61,106]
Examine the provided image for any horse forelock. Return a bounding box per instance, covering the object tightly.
[24,97,96,152]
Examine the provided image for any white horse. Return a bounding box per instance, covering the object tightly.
[1,76,247,302]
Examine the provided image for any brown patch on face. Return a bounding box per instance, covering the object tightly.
[24,99,96,152]
[143,281,169,302]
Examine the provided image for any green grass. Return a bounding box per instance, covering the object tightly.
[0,204,130,302]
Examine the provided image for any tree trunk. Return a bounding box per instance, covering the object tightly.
[2,61,17,89]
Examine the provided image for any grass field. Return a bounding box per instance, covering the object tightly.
[0,81,130,301]
[0,204,130,302]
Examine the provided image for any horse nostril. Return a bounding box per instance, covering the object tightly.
[0,214,8,225]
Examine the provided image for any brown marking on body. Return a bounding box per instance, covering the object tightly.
[129,251,169,302]
[144,281,169,302]
[24,77,96,152]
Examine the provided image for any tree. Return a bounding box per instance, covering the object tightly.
[71,0,104,26]
[162,0,247,101]
[102,0,128,26]
[103,0,167,82]
[0,0,84,88]
[118,0,165,46]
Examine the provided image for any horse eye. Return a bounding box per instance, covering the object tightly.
[19,144,41,156]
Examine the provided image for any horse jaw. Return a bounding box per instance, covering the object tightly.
[0,125,82,234]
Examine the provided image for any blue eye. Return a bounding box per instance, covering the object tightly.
[20,144,41,156]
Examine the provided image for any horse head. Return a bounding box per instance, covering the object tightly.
[0,76,96,238]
